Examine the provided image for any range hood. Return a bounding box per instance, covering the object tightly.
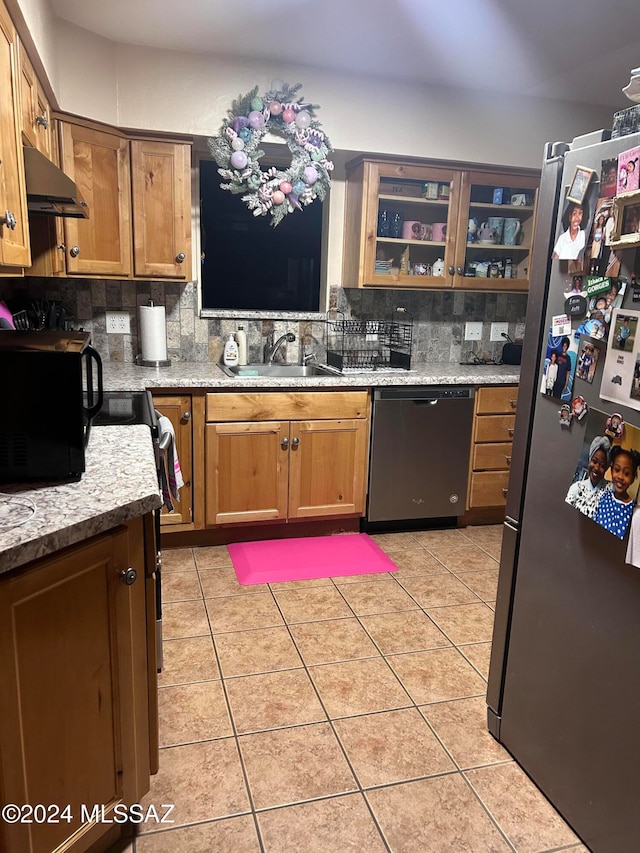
[23,146,89,218]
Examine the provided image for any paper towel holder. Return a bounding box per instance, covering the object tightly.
[136,299,171,368]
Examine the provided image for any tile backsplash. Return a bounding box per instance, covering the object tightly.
[0,278,527,366]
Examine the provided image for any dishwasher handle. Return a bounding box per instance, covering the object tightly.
[374,386,475,403]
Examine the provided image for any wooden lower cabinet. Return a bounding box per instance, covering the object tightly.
[153,393,194,529]
[204,391,370,526]
[0,517,157,853]
[468,385,517,510]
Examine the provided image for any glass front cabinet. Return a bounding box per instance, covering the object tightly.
[343,157,539,292]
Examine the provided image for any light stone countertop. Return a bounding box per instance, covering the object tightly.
[102,361,521,391]
[0,426,162,576]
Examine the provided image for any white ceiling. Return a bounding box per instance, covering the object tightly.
[51,0,638,110]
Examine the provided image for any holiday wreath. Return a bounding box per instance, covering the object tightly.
[207,81,334,227]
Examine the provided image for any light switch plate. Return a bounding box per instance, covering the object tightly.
[465,322,483,341]
[490,322,509,342]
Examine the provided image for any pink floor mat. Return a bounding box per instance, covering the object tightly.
[228,533,398,585]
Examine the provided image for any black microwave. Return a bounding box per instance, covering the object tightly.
[0,331,103,482]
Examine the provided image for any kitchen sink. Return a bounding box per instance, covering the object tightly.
[218,363,337,378]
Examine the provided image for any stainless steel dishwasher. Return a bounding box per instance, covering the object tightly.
[367,386,475,523]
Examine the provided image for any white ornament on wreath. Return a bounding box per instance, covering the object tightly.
[207,81,334,227]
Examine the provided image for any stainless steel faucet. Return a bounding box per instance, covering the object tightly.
[264,331,295,364]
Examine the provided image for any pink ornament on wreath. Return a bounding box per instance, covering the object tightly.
[232,116,249,133]
[279,180,292,195]
[282,108,295,124]
[270,101,283,116]
[248,110,265,129]
[272,190,285,205]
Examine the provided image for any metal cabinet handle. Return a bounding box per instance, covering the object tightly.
[509,399,517,408]
[182,411,191,421]
[457,266,464,275]
[69,245,80,258]
[120,567,137,585]
[1,210,16,230]
[281,436,289,449]
[176,252,186,263]
[502,488,508,496]
[35,113,49,129]
[291,437,300,448]
[448,265,455,275]
[56,243,66,251]
[507,427,514,437]
[505,455,512,463]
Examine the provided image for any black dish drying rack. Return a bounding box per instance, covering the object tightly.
[326,308,413,372]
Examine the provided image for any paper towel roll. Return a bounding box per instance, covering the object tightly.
[139,304,168,362]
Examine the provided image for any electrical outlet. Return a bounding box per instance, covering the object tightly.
[490,322,509,342]
[464,322,483,341]
[106,311,131,334]
[107,397,133,417]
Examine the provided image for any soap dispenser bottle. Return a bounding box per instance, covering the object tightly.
[235,324,247,366]
[223,333,239,366]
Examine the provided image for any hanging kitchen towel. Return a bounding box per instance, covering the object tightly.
[157,415,184,509]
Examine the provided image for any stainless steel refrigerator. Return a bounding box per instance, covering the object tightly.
[487,128,640,853]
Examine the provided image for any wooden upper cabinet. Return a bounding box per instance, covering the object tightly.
[0,0,30,267]
[131,140,192,279]
[59,121,132,276]
[17,38,52,158]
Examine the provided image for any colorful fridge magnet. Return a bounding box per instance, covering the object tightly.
[571,396,588,420]
[559,404,573,427]
[604,412,625,441]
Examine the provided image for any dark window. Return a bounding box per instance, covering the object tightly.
[200,159,322,312]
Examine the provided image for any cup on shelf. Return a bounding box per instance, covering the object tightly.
[431,222,447,242]
[402,221,427,240]
[503,218,522,246]
[487,216,505,243]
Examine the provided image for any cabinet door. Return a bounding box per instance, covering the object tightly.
[453,170,539,291]
[0,1,30,267]
[288,418,368,518]
[0,528,148,853]
[17,36,37,148]
[205,421,289,524]
[131,140,192,279]
[59,122,132,276]
[153,394,193,527]
[345,159,461,289]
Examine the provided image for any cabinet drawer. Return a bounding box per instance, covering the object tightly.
[475,386,518,415]
[469,471,510,508]
[206,391,369,422]
[472,442,513,471]
[474,415,516,443]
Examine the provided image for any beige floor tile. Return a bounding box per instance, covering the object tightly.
[257,793,387,852]
[334,708,455,787]
[273,587,354,623]
[162,570,202,603]
[460,524,504,548]
[239,723,357,810]
[420,696,509,769]
[158,636,219,687]
[162,547,196,572]
[428,602,495,645]
[215,626,302,677]
[309,657,411,718]
[332,569,394,584]
[398,574,480,607]
[466,762,580,852]
[459,642,492,680]
[158,681,232,747]
[193,545,233,569]
[199,565,266,598]
[388,548,450,577]
[336,579,418,615]
[162,600,210,640]
[289,617,379,665]
[205,593,283,633]
[369,532,422,552]
[269,576,334,591]
[387,648,486,704]
[366,773,510,852]
[359,610,451,655]
[139,739,249,829]
[225,669,326,734]
[136,815,260,852]
[455,567,499,600]
[428,543,499,572]
[411,528,469,548]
